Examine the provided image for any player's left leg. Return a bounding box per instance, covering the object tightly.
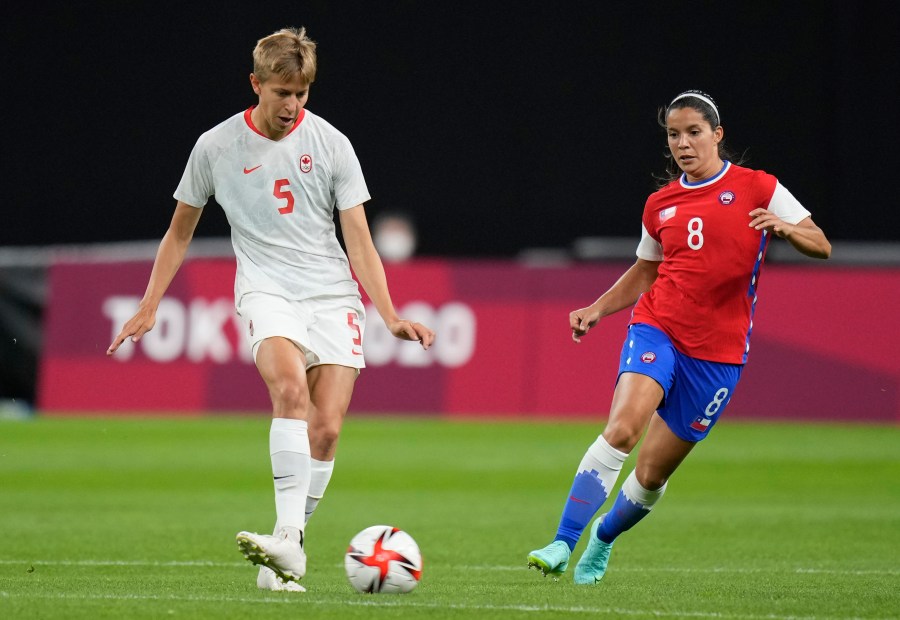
[300,296,365,525]
[305,364,357,521]
[575,414,694,584]
[256,566,307,592]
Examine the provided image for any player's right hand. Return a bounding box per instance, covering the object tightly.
[569,305,601,343]
[107,306,157,355]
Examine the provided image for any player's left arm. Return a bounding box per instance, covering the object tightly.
[748,211,831,259]
[748,181,831,259]
[339,205,435,349]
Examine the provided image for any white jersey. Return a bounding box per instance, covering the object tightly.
[174,107,371,302]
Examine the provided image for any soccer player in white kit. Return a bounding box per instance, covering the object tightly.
[107,27,435,591]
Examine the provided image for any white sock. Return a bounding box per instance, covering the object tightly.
[305,458,335,523]
[269,418,311,532]
[554,435,629,548]
[577,435,629,494]
[621,469,667,507]
[595,470,667,543]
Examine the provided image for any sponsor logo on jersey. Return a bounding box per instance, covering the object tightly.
[718,190,735,205]
[641,351,656,363]
[659,206,677,222]
[690,416,712,432]
[243,164,262,174]
[299,154,313,173]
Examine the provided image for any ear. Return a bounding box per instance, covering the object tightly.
[713,125,724,143]
[249,73,261,96]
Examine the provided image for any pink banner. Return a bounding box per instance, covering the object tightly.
[38,259,899,422]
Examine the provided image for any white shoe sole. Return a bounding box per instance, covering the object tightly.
[236,531,304,583]
[258,567,306,592]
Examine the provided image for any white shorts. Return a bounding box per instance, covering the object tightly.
[236,292,366,370]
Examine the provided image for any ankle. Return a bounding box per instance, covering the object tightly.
[279,526,304,545]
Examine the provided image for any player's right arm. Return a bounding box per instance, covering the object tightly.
[569,258,660,343]
[106,201,203,355]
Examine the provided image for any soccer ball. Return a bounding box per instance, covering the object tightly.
[344,525,423,594]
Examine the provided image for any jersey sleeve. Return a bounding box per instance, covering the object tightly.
[636,194,664,260]
[767,181,812,224]
[636,223,663,260]
[331,134,371,211]
[173,135,215,209]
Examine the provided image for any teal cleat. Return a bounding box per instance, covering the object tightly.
[527,540,571,578]
[574,515,614,585]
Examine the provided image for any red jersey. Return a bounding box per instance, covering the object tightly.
[632,162,810,364]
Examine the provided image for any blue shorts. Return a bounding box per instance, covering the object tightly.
[618,323,743,442]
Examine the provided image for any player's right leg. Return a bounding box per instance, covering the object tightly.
[236,336,312,583]
[527,435,627,577]
[236,527,306,584]
[527,540,571,577]
[527,370,663,579]
[574,414,690,584]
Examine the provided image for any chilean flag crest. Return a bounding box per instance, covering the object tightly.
[690,416,712,432]
[659,206,677,223]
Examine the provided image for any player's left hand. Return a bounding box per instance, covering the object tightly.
[389,319,435,350]
[748,208,794,239]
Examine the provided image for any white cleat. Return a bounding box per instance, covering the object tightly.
[236,528,307,583]
[257,566,306,592]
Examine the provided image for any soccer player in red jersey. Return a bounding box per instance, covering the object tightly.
[527,90,831,584]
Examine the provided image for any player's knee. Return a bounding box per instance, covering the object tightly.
[634,465,668,491]
[268,379,309,412]
[602,424,643,453]
[309,406,344,450]
[312,422,341,452]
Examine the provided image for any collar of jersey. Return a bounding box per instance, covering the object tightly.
[679,160,731,189]
[243,106,306,140]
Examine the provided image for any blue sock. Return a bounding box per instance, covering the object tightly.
[551,436,628,551]
[597,470,667,543]
[554,469,610,550]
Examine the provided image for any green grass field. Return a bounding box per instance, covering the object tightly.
[0,415,897,619]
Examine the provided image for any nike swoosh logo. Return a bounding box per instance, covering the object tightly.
[568,495,590,505]
[243,165,262,174]
[273,475,294,480]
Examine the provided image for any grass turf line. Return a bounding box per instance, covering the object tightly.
[0,416,897,619]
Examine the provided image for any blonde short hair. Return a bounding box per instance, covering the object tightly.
[252,27,317,84]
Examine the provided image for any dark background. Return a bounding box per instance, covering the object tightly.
[3,1,898,257]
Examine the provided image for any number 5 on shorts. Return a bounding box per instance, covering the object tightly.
[347,312,362,347]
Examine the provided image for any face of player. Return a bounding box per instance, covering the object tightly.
[666,107,724,182]
[249,72,309,140]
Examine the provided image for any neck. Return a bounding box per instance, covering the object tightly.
[685,159,726,183]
